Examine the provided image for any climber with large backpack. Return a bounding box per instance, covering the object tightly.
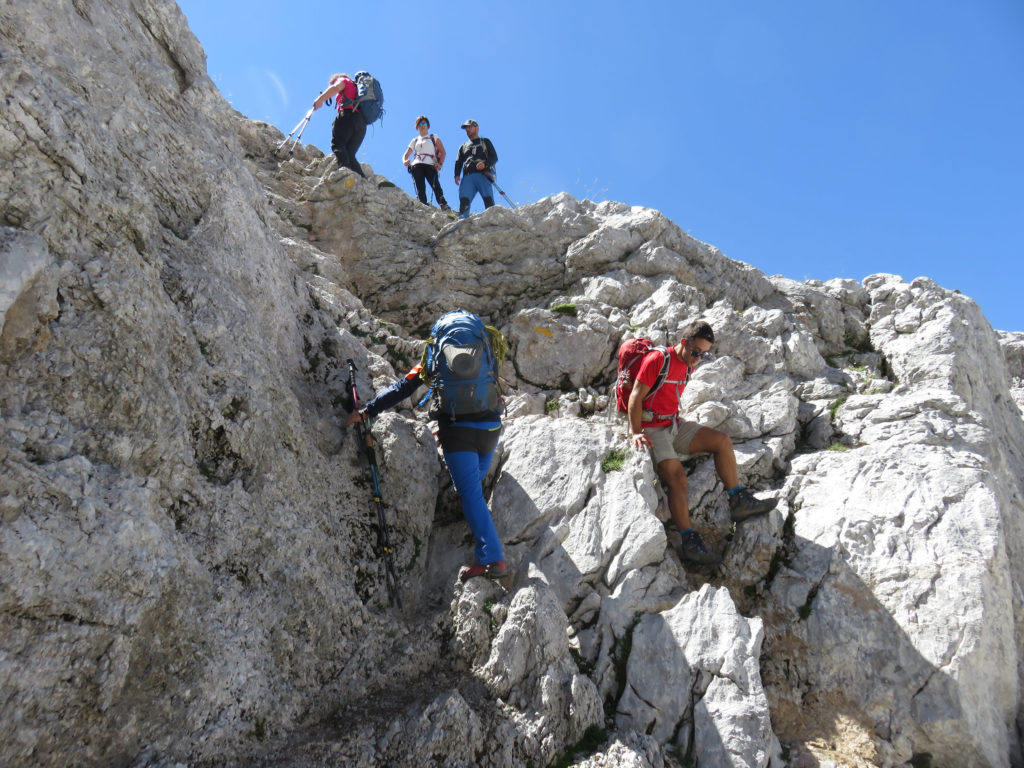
[312,71,384,178]
[345,310,512,585]
[618,320,778,566]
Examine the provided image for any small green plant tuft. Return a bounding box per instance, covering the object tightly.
[551,303,577,317]
[545,398,560,413]
[826,443,850,452]
[828,394,848,420]
[798,584,819,621]
[601,448,628,473]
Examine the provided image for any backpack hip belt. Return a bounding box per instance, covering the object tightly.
[641,410,678,424]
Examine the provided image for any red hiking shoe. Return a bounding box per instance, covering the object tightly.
[459,560,509,583]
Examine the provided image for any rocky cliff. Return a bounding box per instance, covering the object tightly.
[3,2,1024,767]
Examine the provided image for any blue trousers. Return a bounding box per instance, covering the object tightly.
[439,424,503,564]
[457,173,495,219]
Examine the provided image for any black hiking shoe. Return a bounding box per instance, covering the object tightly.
[677,529,722,566]
[728,489,778,522]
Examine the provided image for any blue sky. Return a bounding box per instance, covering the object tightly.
[178,0,1023,332]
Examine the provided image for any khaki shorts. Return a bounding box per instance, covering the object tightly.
[644,420,704,466]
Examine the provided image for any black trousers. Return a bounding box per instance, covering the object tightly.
[411,163,448,207]
[331,110,367,177]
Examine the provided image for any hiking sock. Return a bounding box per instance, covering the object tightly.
[727,485,743,497]
[482,196,495,208]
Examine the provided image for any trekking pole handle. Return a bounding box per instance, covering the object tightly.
[346,358,361,408]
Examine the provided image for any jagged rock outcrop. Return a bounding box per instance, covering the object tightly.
[3,2,1024,767]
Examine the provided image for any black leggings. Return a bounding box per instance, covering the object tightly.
[410,163,448,207]
[331,111,367,177]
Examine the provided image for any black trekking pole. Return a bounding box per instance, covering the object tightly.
[484,171,519,208]
[346,359,401,608]
[276,107,314,155]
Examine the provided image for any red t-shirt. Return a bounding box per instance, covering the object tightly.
[635,348,692,427]
[332,76,358,112]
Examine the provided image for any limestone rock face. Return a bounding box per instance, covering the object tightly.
[3,2,1024,768]
[617,585,779,767]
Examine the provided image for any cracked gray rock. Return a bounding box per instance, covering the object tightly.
[3,0,1024,766]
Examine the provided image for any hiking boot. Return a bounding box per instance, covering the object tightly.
[729,489,778,522]
[440,203,451,213]
[677,529,722,566]
[459,560,509,583]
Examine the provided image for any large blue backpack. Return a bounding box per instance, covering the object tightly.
[421,310,502,418]
[352,71,384,124]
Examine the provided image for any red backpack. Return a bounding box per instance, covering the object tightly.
[615,338,673,413]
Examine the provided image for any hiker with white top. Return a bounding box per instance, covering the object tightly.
[402,115,451,213]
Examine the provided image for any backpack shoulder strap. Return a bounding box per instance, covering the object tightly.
[642,346,673,405]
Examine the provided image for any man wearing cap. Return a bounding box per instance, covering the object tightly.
[454,119,499,219]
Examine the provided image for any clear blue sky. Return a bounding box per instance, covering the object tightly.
[177,0,1023,332]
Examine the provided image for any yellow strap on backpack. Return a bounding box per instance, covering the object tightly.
[417,338,435,385]
[485,325,507,371]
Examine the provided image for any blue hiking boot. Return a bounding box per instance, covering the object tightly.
[729,489,778,522]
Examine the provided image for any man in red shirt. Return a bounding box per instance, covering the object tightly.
[628,321,777,564]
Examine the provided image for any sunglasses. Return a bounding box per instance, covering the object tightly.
[687,345,711,360]
[417,122,428,127]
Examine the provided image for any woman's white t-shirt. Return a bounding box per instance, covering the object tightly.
[407,135,439,166]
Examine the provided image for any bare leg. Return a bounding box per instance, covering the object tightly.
[656,458,692,531]
[687,426,738,490]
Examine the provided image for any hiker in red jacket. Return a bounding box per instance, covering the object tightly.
[628,320,777,565]
[313,73,366,177]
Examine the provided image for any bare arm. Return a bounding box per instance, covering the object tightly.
[628,381,653,449]
[313,79,345,110]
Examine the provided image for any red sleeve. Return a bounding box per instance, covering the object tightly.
[634,349,667,388]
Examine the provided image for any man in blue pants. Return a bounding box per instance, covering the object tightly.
[454,119,498,219]
[345,313,508,583]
